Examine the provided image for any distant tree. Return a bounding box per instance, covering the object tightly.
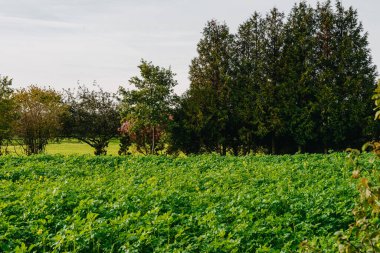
[64,85,120,155]
[187,20,234,155]
[119,60,177,155]
[232,12,266,154]
[315,1,377,151]
[281,2,318,152]
[167,91,202,155]
[13,86,66,155]
[0,76,16,155]
[256,8,286,154]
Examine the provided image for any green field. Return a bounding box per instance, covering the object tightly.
[2,140,121,156]
[0,153,372,252]
[46,140,121,156]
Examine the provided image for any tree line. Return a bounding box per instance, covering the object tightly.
[172,0,378,155]
[0,1,378,156]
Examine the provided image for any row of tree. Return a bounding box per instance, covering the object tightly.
[0,1,378,155]
[0,60,177,156]
[171,1,378,154]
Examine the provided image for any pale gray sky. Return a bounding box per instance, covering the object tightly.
[0,0,378,94]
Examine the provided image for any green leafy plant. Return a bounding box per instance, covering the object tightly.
[335,80,380,252]
[0,153,358,252]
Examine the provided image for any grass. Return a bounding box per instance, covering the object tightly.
[46,139,120,155]
[2,139,121,156]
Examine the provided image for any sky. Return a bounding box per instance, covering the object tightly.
[0,0,379,94]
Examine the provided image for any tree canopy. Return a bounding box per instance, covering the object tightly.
[0,76,16,155]
[13,86,66,155]
[64,85,120,155]
[119,60,178,155]
[173,0,377,155]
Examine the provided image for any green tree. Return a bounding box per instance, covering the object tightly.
[13,86,67,155]
[232,12,266,154]
[64,85,120,155]
[0,76,16,155]
[167,91,202,155]
[187,20,234,155]
[256,8,286,154]
[281,2,318,152]
[316,1,377,151]
[119,60,177,155]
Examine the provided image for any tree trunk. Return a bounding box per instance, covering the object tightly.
[271,135,276,155]
[222,145,227,156]
[298,145,302,153]
[152,126,155,155]
[233,146,239,156]
[94,145,106,156]
[94,142,107,156]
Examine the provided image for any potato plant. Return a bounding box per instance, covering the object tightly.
[0,154,371,252]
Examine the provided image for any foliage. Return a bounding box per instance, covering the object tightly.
[257,7,286,154]
[167,92,203,155]
[232,12,265,154]
[373,80,380,121]
[184,20,234,155]
[0,153,362,252]
[119,60,177,155]
[334,80,380,252]
[0,76,16,155]
[315,1,377,151]
[281,2,317,153]
[13,86,66,155]
[64,85,120,156]
[174,0,376,155]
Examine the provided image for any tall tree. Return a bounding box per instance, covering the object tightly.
[315,1,377,150]
[167,91,202,155]
[256,8,286,154]
[119,60,177,155]
[64,85,120,155]
[188,20,234,155]
[233,12,266,154]
[13,86,66,155]
[281,2,318,152]
[0,76,16,155]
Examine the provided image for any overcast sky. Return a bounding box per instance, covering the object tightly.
[0,0,379,94]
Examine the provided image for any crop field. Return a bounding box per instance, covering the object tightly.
[0,153,373,252]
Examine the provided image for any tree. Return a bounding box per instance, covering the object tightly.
[315,1,377,151]
[256,8,286,154]
[187,20,234,155]
[64,85,120,155]
[0,76,16,155]
[13,86,66,155]
[119,60,177,155]
[232,12,266,154]
[281,2,318,152]
[167,91,202,155]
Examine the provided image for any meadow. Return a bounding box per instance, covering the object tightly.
[0,153,374,252]
[2,140,121,156]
